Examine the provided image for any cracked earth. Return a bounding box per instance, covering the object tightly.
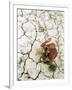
[17,9,64,80]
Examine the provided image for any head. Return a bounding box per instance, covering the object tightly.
[41,42,56,50]
[46,43,55,49]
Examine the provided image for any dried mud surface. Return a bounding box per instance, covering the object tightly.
[17,9,64,80]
